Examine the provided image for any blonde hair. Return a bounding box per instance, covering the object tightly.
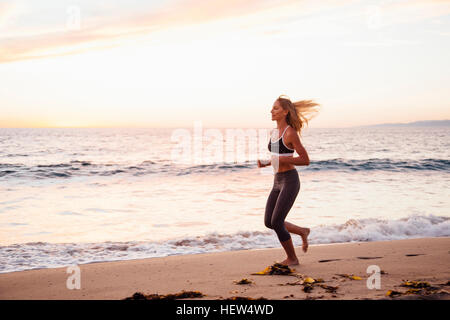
[277,95,320,134]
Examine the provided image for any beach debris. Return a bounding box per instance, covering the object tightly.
[279,276,328,293]
[335,273,362,280]
[386,290,403,297]
[400,280,438,295]
[380,270,388,275]
[385,279,448,298]
[300,277,317,292]
[405,288,422,295]
[303,277,315,284]
[303,283,314,293]
[405,253,425,257]
[357,256,383,260]
[277,272,342,295]
[303,277,324,284]
[301,277,326,293]
[124,290,204,300]
[278,280,303,286]
[225,296,267,300]
[317,284,339,293]
[278,276,323,286]
[233,278,253,285]
[400,280,430,289]
[125,292,147,300]
[251,263,295,275]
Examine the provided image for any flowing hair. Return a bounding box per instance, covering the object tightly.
[277,95,320,135]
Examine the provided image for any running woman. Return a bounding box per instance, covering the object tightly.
[257,95,320,266]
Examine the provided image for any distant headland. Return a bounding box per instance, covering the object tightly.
[358,120,450,128]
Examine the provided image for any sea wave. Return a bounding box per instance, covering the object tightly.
[0,158,448,180]
[1,214,448,274]
[310,158,450,172]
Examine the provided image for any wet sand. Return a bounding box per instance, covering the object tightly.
[0,237,449,300]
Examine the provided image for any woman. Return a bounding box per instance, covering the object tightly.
[257,95,320,266]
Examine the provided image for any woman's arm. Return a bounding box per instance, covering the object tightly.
[280,129,310,166]
[257,159,271,167]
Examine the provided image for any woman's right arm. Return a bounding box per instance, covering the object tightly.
[257,159,271,167]
[258,129,274,168]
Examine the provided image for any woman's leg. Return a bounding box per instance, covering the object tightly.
[285,221,310,253]
[279,238,298,265]
[271,177,300,265]
[264,188,279,230]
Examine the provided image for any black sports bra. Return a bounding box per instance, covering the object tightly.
[268,126,294,156]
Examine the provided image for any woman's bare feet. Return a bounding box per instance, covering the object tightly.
[280,257,299,266]
[300,228,310,253]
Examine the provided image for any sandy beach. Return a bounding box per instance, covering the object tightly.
[0,237,449,300]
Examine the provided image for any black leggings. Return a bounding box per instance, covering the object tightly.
[264,168,300,242]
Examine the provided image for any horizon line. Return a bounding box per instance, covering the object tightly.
[1,119,449,130]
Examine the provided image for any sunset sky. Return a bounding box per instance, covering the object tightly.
[1,0,449,128]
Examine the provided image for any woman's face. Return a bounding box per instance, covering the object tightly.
[271,100,287,121]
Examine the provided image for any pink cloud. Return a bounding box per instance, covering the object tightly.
[0,0,299,63]
[2,0,447,64]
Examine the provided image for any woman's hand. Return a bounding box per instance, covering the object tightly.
[257,159,270,168]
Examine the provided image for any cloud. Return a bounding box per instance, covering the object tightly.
[0,1,26,27]
[342,39,422,47]
[0,2,13,22]
[377,0,450,26]
[0,0,300,63]
[274,0,450,46]
[2,0,447,64]
[0,0,367,64]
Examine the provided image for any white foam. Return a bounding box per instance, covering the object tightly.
[0,214,448,273]
[309,214,449,243]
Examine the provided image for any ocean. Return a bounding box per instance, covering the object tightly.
[0,126,449,273]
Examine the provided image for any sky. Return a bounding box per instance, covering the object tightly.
[0,0,449,128]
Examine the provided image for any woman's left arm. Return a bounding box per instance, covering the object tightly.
[280,129,310,166]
